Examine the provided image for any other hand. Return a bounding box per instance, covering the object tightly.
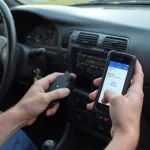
[14,72,76,126]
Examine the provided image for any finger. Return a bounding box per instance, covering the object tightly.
[93,78,102,86]
[35,72,76,91]
[89,90,98,100]
[86,102,95,110]
[46,103,60,116]
[127,60,144,97]
[27,117,37,126]
[70,73,76,79]
[45,88,70,104]
[35,72,63,91]
[102,90,119,104]
[130,60,144,87]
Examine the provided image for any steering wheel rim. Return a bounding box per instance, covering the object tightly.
[0,1,17,103]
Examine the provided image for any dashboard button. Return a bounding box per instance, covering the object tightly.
[104,117,109,122]
[76,115,82,123]
[103,114,112,127]
[100,68,104,71]
[94,66,99,69]
[97,124,104,131]
[90,65,95,69]
[86,119,92,126]
[96,115,103,121]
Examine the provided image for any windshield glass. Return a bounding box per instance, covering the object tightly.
[18,0,91,5]
[18,0,150,5]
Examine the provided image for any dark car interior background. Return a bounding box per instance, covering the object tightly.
[0,0,150,150]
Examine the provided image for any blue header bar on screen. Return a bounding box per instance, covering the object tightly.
[109,61,129,71]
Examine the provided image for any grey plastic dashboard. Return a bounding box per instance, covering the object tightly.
[10,5,150,86]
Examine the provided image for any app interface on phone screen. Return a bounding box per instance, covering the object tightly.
[98,61,129,105]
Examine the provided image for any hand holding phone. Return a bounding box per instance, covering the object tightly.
[88,60,144,149]
[95,51,136,113]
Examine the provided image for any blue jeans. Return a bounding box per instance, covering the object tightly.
[0,129,37,150]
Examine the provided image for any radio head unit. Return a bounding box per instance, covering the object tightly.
[72,48,107,79]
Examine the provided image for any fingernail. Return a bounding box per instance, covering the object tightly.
[63,88,70,94]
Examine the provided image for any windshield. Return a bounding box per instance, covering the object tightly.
[18,0,150,5]
[19,0,91,5]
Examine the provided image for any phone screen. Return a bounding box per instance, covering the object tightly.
[98,61,129,105]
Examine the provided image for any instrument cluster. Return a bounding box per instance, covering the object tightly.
[24,24,58,47]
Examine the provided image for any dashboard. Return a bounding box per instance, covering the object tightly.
[8,4,150,148]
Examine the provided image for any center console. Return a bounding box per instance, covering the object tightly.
[67,47,112,141]
[63,30,128,142]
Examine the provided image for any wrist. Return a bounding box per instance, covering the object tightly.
[113,128,139,149]
[105,128,139,150]
[114,125,139,139]
[8,106,28,128]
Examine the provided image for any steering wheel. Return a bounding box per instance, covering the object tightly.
[0,1,17,103]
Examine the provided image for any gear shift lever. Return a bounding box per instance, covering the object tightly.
[42,140,56,150]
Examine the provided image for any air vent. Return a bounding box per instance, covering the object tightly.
[102,37,128,52]
[76,32,99,47]
[62,31,73,48]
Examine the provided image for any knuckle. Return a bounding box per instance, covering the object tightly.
[53,72,59,75]
[40,94,47,104]
[111,95,124,105]
[53,72,61,76]
[139,91,144,98]
[111,96,117,104]
[138,71,144,80]
[136,88,144,99]
[140,73,144,79]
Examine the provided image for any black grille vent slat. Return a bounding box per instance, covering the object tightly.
[103,41,127,46]
[62,31,73,48]
[102,37,128,52]
[76,32,99,47]
[103,44,127,49]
